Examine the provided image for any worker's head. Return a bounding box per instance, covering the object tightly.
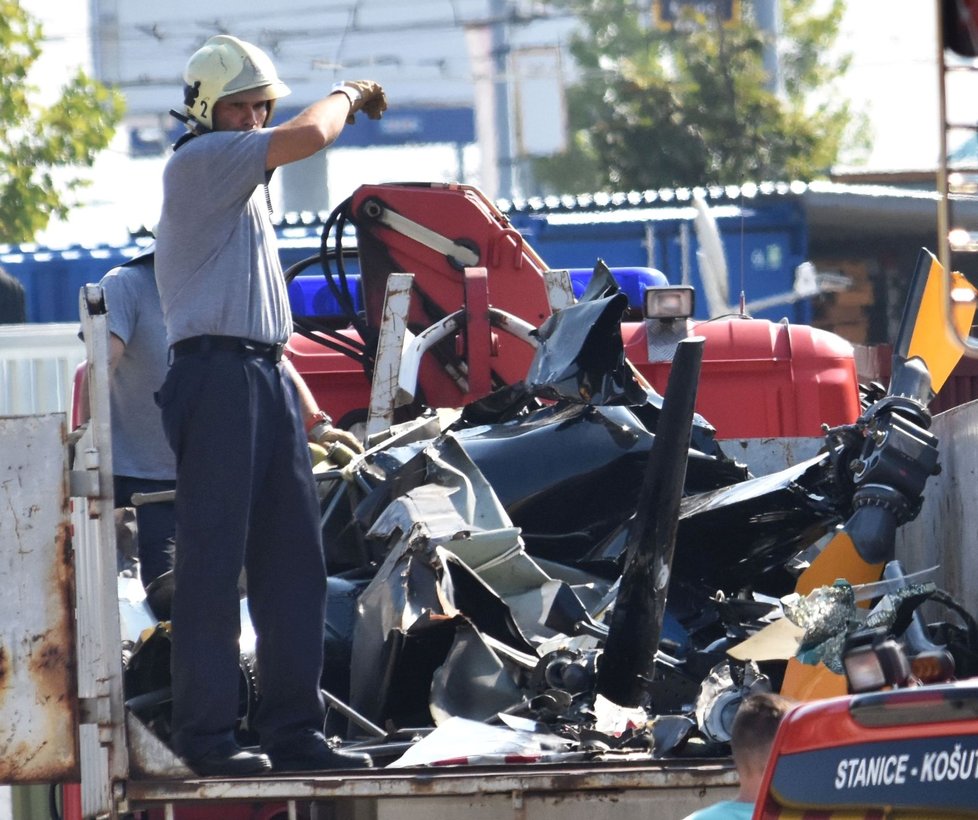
[181,35,290,134]
[729,692,792,797]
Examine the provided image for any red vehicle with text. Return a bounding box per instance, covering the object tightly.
[755,680,978,818]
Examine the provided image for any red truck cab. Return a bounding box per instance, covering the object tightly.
[754,680,978,818]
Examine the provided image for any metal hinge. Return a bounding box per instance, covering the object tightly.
[78,695,111,728]
[69,447,101,499]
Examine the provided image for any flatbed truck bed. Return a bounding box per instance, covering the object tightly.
[121,759,737,818]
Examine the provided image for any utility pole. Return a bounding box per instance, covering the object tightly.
[755,0,783,96]
[491,0,516,200]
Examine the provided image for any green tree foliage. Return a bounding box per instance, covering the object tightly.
[534,0,864,194]
[0,1,125,244]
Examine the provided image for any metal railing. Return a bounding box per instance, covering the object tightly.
[0,322,84,415]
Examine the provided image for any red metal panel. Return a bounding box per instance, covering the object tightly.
[626,319,861,438]
[462,267,492,400]
[351,183,550,399]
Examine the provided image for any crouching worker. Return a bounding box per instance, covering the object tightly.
[154,33,384,776]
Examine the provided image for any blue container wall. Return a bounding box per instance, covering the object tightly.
[1,243,328,323]
[0,248,139,324]
[3,199,812,324]
[509,200,811,324]
[2,240,675,322]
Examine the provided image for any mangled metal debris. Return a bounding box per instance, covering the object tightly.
[121,267,978,770]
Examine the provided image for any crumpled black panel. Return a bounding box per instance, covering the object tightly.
[526,293,647,406]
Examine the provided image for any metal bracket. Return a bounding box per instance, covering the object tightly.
[69,469,101,499]
[541,268,576,312]
[78,695,111,728]
[361,198,480,268]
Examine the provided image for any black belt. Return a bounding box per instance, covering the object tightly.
[169,335,285,363]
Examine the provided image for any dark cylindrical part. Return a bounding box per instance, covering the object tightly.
[597,337,705,707]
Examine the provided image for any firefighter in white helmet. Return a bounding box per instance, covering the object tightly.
[178,34,292,134]
[154,34,385,777]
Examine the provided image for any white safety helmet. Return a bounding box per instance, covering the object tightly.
[181,35,291,132]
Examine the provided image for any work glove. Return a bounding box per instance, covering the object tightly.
[309,440,359,469]
[331,80,388,124]
[308,418,365,455]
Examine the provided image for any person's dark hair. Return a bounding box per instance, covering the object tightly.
[0,264,27,324]
[730,692,792,773]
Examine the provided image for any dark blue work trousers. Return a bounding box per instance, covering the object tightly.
[157,348,327,760]
[114,474,176,588]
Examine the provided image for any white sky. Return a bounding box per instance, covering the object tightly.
[19,0,974,247]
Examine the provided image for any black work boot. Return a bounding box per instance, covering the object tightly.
[185,740,272,777]
[265,730,373,772]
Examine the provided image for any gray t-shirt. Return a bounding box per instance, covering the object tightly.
[100,255,176,480]
[154,129,292,347]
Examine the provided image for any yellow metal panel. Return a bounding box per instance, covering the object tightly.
[780,658,847,701]
[907,258,976,394]
[794,530,883,597]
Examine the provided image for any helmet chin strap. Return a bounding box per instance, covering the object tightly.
[169,108,210,136]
